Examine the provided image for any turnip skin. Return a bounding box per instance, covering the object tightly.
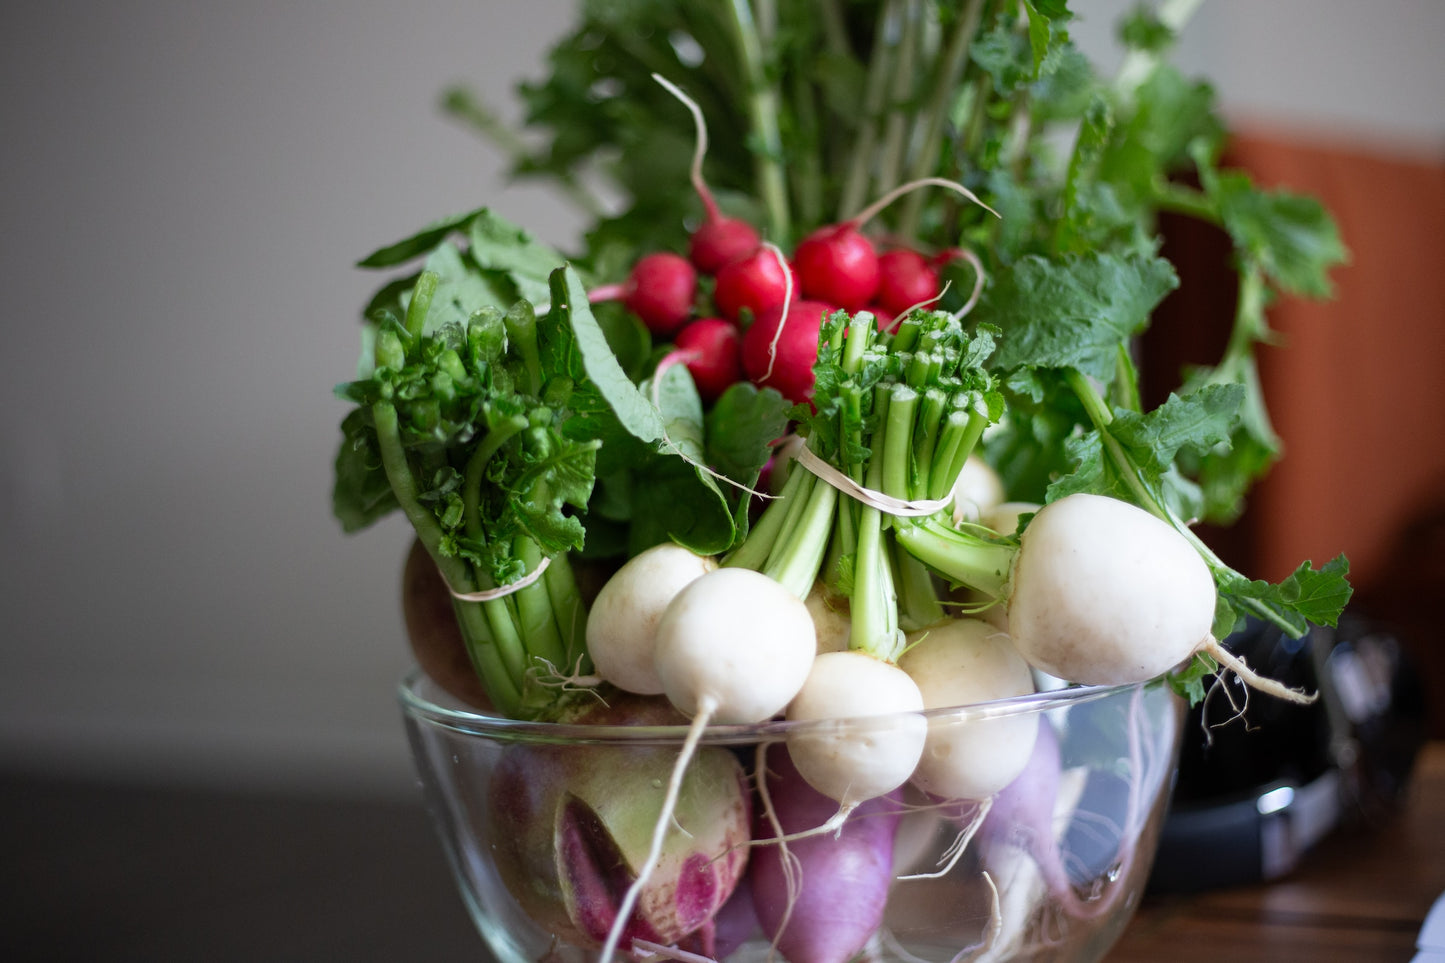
[784,650,927,807]
[586,543,717,696]
[898,618,1039,800]
[485,694,752,950]
[750,747,902,963]
[950,454,1005,523]
[803,581,851,655]
[1006,494,1216,685]
[652,567,816,724]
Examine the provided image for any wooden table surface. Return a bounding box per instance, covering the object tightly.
[1109,741,1445,962]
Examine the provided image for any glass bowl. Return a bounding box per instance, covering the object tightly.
[400,670,1182,963]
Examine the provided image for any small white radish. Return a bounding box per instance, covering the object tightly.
[804,581,851,655]
[1007,493,1215,685]
[586,542,716,695]
[898,618,1039,800]
[982,500,1039,538]
[653,567,816,723]
[950,454,1005,523]
[784,650,927,810]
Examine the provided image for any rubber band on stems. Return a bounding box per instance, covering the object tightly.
[441,556,551,602]
[794,445,954,518]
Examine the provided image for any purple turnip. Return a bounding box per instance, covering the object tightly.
[749,746,903,963]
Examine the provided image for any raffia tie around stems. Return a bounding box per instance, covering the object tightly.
[442,555,552,602]
[795,445,953,517]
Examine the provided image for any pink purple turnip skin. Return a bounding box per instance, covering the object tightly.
[484,694,752,949]
[749,746,904,963]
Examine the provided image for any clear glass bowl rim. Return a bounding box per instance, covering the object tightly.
[398,668,1159,747]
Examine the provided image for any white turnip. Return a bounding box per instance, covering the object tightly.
[897,618,1039,800]
[586,542,717,696]
[784,650,927,812]
[1006,494,1216,685]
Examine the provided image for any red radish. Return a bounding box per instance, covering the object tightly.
[793,225,880,310]
[589,251,697,337]
[749,746,902,963]
[740,299,836,404]
[794,177,995,311]
[714,246,792,322]
[691,214,762,276]
[651,74,761,274]
[875,249,940,317]
[668,317,744,401]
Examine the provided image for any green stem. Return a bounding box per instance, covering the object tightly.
[875,0,923,200]
[892,535,944,631]
[893,516,1014,600]
[1151,179,1217,222]
[542,552,590,674]
[511,538,568,671]
[372,402,527,715]
[839,0,900,219]
[898,0,986,239]
[729,0,791,241]
[450,601,522,713]
[1113,343,1143,413]
[724,462,807,570]
[404,272,438,340]
[850,387,899,660]
[462,414,529,537]
[765,469,820,572]
[762,470,838,599]
[881,385,919,503]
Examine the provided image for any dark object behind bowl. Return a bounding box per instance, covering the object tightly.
[1148,612,1427,893]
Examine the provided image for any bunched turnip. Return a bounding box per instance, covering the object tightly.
[784,650,927,815]
[597,567,817,963]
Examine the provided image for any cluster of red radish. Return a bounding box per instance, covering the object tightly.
[590,181,979,406]
[587,78,982,406]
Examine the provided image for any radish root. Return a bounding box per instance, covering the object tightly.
[632,940,721,963]
[652,74,720,224]
[897,796,992,881]
[1201,635,1317,704]
[757,242,794,388]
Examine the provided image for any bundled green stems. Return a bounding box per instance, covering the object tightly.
[725,307,1005,663]
[341,272,594,719]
